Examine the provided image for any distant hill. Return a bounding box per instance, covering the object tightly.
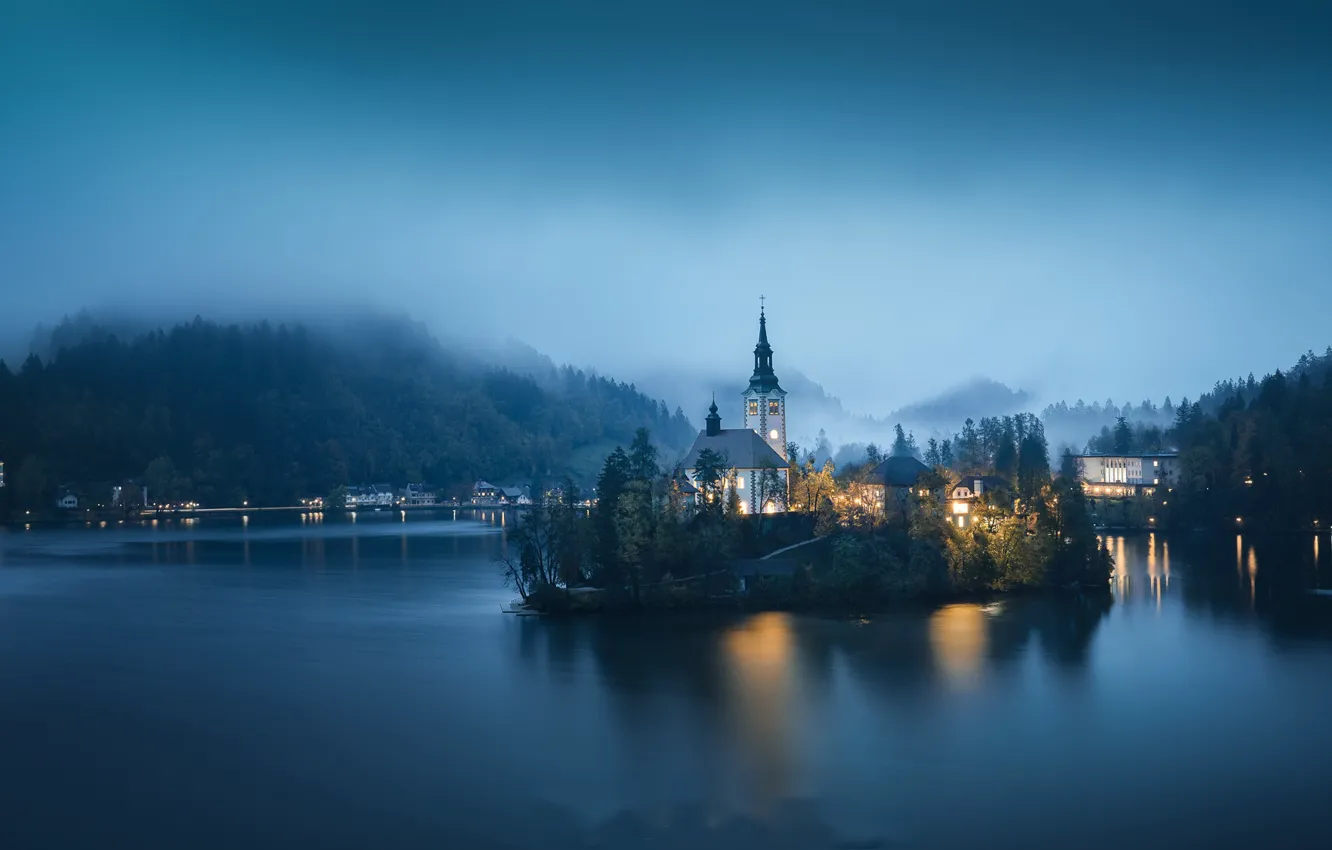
[632,367,1034,458]
[0,315,695,510]
[886,378,1032,433]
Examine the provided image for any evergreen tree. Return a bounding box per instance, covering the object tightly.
[890,424,913,458]
[628,427,659,481]
[925,437,941,467]
[865,442,883,466]
[1112,416,1133,454]
[1058,447,1081,480]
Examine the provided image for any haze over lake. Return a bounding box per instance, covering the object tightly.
[4,513,1331,849]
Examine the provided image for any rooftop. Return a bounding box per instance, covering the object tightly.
[682,428,788,470]
[873,455,931,487]
[1075,452,1179,459]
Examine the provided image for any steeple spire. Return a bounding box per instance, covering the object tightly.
[705,393,722,436]
[749,302,780,393]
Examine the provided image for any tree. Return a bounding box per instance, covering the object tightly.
[890,424,913,458]
[628,427,659,481]
[994,418,1018,479]
[865,442,883,466]
[724,473,744,517]
[756,463,785,512]
[691,448,728,513]
[940,439,954,469]
[500,500,584,604]
[1016,418,1051,498]
[1058,447,1082,481]
[592,447,632,588]
[925,438,941,467]
[614,483,654,603]
[1112,416,1132,454]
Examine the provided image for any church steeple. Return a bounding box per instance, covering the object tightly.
[705,394,722,436]
[748,304,781,393]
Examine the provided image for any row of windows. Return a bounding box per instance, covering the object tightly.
[747,400,782,416]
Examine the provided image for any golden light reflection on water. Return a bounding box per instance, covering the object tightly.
[1247,544,1258,607]
[720,612,798,814]
[928,603,988,688]
[1147,533,1161,612]
[1108,535,1129,597]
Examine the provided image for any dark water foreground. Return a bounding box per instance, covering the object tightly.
[3,512,1332,849]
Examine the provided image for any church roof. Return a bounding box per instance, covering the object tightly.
[682,429,788,471]
[873,455,931,487]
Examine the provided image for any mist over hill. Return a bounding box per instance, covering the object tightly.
[0,313,696,511]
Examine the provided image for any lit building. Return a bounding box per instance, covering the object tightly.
[946,474,1011,528]
[1075,452,1178,498]
[683,305,790,513]
[347,484,396,507]
[403,483,436,506]
[860,455,934,516]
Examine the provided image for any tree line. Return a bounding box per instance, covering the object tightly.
[0,317,696,515]
[1153,355,1332,531]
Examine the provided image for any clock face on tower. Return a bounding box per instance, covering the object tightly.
[769,429,779,441]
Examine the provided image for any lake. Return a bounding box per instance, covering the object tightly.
[3,511,1332,849]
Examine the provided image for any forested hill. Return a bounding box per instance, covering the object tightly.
[0,318,696,509]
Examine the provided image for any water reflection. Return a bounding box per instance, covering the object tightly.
[720,612,799,810]
[928,603,987,689]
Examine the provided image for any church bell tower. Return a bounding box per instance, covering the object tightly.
[742,302,787,460]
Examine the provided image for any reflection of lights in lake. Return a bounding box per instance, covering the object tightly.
[720,612,799,813]
[1148,533,1161,611]
[929,603,988,688]
[1248,545,1258,607]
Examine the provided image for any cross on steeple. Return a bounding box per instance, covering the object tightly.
[760,294,765,313]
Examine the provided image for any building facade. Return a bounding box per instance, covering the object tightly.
[1075,452,1178,497]
[947,474,1012,528]
[683,306,790,513]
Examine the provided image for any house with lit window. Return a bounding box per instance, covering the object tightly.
[682,306,790,514]
[471,481,501,504]
[854,455,935,516]
[947,474,1012,528]
[347,484,395,507]
[1075,452,1178,498]
[404,483,436,506]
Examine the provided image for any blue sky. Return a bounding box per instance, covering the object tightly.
[3,1,1330,413]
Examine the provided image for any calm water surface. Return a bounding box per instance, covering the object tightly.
[3,511,1332,849]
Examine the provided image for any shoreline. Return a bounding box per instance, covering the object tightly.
[507,581,1114,618]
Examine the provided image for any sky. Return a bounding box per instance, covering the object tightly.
[3,1,1331,415]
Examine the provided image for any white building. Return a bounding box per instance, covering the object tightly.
[56,492,78,510]
[347,484,395,507]
[1075,452,1178,497]
[404,483,436,506]
[682,306,790,514]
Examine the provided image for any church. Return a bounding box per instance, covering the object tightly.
[681,305,790,513]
